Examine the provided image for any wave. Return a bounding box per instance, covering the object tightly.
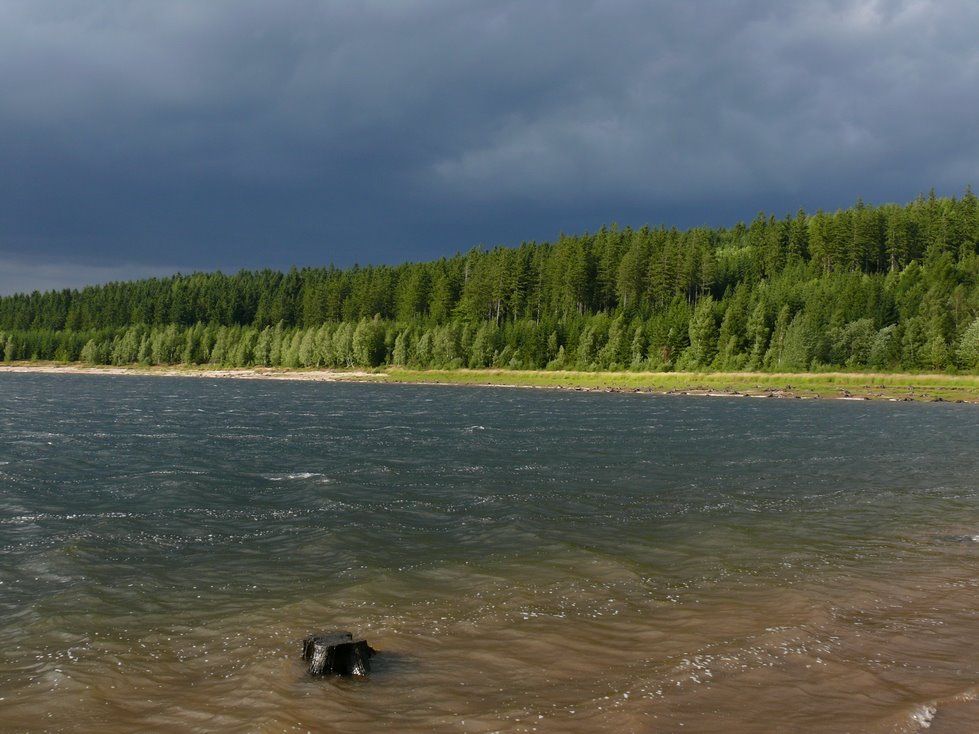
[892,687,979,733]
[264,472,330,482]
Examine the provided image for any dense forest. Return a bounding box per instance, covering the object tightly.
[2,190,979,373]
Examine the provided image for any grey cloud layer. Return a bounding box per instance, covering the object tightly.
[1,0,976,293]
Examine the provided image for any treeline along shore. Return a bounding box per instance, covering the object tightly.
[2,190,978,375]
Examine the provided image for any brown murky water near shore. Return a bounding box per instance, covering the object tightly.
[1,374,977,732]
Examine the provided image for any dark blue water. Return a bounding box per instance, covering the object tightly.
[1,373,978,733]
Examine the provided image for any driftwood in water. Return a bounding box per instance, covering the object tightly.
[302,631,376,676]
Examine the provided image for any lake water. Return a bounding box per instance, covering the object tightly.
[1,373,978,733]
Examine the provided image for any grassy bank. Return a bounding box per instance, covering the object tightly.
[378,367,979,402]
[3,362,979,403]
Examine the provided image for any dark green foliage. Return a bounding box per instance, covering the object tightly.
[2,190,978,373]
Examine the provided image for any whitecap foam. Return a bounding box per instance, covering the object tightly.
[953,687,979,702]
[909,703,936,729]
[265,472,324,481]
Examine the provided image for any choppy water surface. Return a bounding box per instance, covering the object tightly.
[1,374,978,733]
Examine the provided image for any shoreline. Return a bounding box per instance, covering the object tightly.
[2,362,978,403]
[0,363,379,382]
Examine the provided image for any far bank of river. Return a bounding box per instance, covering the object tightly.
[2,362,979,403]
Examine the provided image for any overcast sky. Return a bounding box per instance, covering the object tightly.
[1,0,977,295]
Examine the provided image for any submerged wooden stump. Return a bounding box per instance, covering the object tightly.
[302,631,376,676]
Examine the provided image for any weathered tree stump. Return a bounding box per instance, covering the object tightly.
[302,631,376,676]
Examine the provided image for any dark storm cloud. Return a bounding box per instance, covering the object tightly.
[1,0,977,294]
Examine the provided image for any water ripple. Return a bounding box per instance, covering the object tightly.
[0,373,977,732]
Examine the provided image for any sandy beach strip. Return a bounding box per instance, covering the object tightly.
[0,363,381,382]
